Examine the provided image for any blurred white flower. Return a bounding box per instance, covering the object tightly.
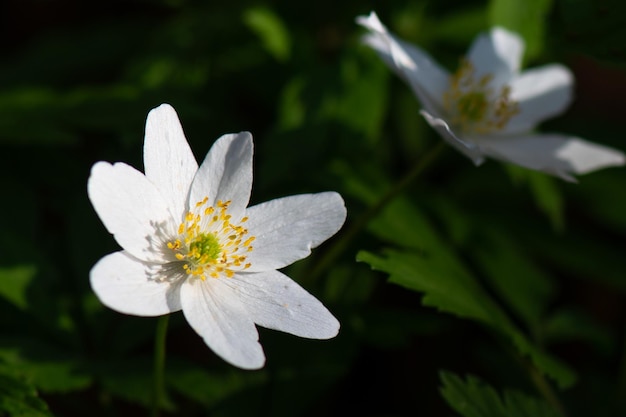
[88,104,346,369]
[357,11,625,181]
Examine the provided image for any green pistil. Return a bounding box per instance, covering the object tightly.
[189,233,221,262]
[457,91,488,122]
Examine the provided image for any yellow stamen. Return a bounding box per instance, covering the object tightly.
[166,197,255,281]
[443,58,519,135]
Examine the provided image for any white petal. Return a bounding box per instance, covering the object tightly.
[244,192,347,272]
[504,65,574,134]
[88,161,176,262]
[143,104,198,222]
[356,11,450,113]
[180,278,265,370]
[420,110,486,165]
[226,270,339,339]
[90,251,182,316]
[474,133,626,181]
[467,27,524,89]
[189,132,253,221]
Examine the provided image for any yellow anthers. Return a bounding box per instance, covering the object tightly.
[165,196,255,281]
[195,197,208,207]
[443,58,519,135]
[167,239,182,250]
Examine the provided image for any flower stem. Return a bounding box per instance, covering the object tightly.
[151,315,169,417]
[527,360,567,417]
[307,140,447,282]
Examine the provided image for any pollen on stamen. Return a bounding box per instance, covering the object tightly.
[443,58,519,135]
[165,196,255,281]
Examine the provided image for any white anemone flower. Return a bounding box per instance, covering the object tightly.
[88,104,346,370]
[357,11,625,181]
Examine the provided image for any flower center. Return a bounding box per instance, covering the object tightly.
[442,59,519,134]
[189,233,222,262]
[167,197,254,280]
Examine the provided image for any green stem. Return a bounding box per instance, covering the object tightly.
[307,140,447,282]
[527,361,567,417]
[151,315,169,417]
[499,334,566,417]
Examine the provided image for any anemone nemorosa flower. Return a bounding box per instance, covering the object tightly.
[88,104,346,369]
[357,11,625,181]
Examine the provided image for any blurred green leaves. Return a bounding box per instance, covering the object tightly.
[440,371,561,417]
[243,7,291,62]
[0,338,91,394]
[0,266,37,311]
[355,171,576,387]
[488,0,553,61]
[0,362,52,417]
[358,224,576,388]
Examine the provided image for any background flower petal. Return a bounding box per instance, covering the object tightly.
[180,278,265,370]
[420,110,486,165]
[243,192,347,272]
[90,251,182,316]
[189,132,253,221]
[143,104,198,223]
[357,11,449,114]
[88,161,177,262]
[467,27,524,89]
[504,64,574,134]
[227,270,339,339]
[475,133,626,181]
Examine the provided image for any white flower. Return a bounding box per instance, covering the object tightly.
[87,104,346,369]
[357,11,625,181]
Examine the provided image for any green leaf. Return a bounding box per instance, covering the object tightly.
[471,230,555,329]
[368,197,450,252]
[440,371,561,417]
[0,265,37,311]
[358,248,576,388]
[542,309,613,355]
[317,52,390,142]
[488,0,553,61]
[357,249,512,332]
[243,7,291,61]
[431,6,488,45]
[0,339,91,394]
[0,364,53,417]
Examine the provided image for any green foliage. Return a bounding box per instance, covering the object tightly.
[357,246,576,389]
[0,339,91,394]
[0,266,38,311]
[357,191,575,388]
[440,371,560,417]
[471,229,555,329]
[488,0,553,61]
[243,7,291,62]
[0,363,52,417]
